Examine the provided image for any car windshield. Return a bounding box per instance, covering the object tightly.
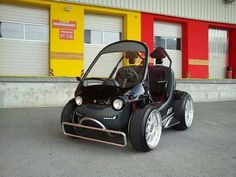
[82,41,148,88]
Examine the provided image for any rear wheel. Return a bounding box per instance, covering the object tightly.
[173,91,194,130]
[61,99,78,134]
[129,105,162,152]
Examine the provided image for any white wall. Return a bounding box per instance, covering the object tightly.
[0,78,77,108]
[177,80,236,102]
[0,77,236,108]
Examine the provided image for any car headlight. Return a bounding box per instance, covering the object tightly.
[75,96,83,106]
[112,98,124,110]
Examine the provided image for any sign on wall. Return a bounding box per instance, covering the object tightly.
[59,30,74,40]
[52,19,76,40]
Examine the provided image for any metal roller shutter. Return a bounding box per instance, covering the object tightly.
[154,21,182,78]
[0,3,49,76]
[85,14,122,31]
[209,28,228,79]
[84,14,123,77]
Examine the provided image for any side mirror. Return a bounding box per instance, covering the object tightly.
[76,77,81,82]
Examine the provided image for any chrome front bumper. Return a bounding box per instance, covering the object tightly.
[62,120,127,147]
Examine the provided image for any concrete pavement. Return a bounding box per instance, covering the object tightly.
[0,101,236,177]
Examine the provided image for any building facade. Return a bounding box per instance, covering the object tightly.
[0,0,236,108]
[0,0,236,79]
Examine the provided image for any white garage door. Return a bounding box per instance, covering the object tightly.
[154,21,182,78]
[84,14,122,77]
[0,4,49,76]
[209,28,228,79]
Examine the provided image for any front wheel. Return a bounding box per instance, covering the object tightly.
[129,105,162,152]
[61,99,78,134]
[173,91,194,130]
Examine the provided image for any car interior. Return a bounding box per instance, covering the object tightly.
[115,48,175,103]
[149,47,175,104]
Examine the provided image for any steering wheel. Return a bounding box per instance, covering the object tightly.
[116,67,139,88]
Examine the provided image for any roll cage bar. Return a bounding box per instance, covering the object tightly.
[81,40,149,82]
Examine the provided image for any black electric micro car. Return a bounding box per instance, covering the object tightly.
[61,40,194,152]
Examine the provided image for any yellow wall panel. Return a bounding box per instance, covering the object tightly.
[50,3,84,76]
[50,3,84,53]
[124,13,141,41]
[50,59,83,77]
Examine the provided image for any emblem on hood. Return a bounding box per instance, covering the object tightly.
[103,116,117,120]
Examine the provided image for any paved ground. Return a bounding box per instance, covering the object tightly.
[0,101,236,177]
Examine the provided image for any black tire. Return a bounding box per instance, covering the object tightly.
[129,105,162,152]
[61,98,78,134]
[173,91,194,130]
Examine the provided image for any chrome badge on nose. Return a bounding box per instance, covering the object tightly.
[103,116,117,120]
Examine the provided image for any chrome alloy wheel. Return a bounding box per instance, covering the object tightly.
[185,97,194,127]
[145,110,162,149]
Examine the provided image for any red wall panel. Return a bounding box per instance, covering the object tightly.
[182,22,189,78]
[187,21,208,59]
[229,29,236,78]
[186,21,209,78]
[189,65,208,78]
[141,13,154,51]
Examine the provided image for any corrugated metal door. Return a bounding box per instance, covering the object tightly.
[0,4,49,76]
[209,28,228,79]
[154,21,182,78]
[84,14,123,77]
